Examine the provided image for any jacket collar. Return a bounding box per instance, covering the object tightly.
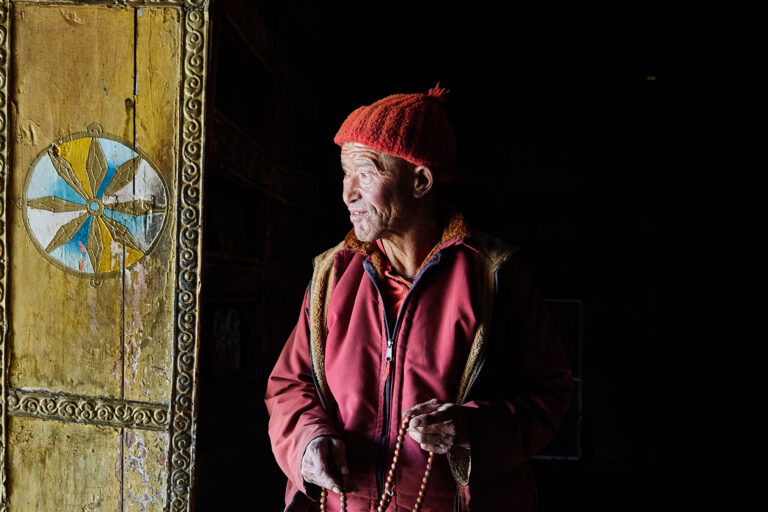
[342,207,473,277]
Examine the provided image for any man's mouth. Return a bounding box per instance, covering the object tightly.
[349,210,367,220]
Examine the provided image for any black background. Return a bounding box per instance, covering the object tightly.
[196,1,656,510]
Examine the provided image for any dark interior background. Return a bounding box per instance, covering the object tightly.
[194,1,656,510]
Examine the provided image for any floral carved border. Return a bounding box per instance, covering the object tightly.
[11,1,204,8]
[167,3,208,512]
[0,1,9,510]
[6,388,170,431]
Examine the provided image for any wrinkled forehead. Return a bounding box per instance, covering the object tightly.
[340,142,413,175]
[340,142,384,166]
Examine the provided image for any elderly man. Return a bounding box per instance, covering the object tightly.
[265,85,573,512]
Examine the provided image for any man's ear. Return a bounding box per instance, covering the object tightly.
[412,166,434,199]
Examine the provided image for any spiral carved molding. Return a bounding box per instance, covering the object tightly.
[0,2,10,510]
[167,4,208,512]
[6,389,170,431]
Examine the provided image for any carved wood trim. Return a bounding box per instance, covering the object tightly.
[0,2,9,509]
[6,388,171,431]
[166,4,208,512]
[8,1,209,10]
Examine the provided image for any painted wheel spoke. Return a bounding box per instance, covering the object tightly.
[87,217,104,273]
[27,196,87,213]
[102,156,141,198]
[44,212,89,253]
[106,199,164,217]
[101,215,144,254]
[86,137,109,199]
[48,148,90,201]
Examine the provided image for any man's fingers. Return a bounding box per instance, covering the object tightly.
[426,403,455,423]
[328,438,359,493]
[408,430,452,447]
[314,467,344,494]
[407,401,456,429]
[403,398,442,422]
[301,436,356,494]
[329,438,350,477]
[302,451,343,492]
[407,428,452,454]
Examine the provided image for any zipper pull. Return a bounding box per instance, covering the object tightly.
[383,338,394,380]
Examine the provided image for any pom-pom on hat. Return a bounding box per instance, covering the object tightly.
[334,83,457,183]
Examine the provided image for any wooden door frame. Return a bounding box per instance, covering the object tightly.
[0,1,210,510]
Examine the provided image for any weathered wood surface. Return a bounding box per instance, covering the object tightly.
[9,3,135,399]
[6,3,184,510]
[124,5,179,404]
[8,416,122,511]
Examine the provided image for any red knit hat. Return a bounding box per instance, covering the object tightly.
[334,83,456,183]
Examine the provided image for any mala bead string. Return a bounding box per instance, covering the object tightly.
[321,413,434,512]
[377,414,434,512]
[320,488,347,512]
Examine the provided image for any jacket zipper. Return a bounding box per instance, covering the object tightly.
[364,254,442,498]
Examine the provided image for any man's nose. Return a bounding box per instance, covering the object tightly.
[343,175,360,205]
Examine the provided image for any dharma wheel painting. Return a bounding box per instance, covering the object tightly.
[22,129,169,278]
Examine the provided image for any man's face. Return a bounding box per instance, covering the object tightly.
[341,142,413,242]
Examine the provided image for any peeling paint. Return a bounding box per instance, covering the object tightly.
[115,433,123,512]
[17,121,39,145]
[110,240,125,270]
[90,291,98,334]
[123,262,149,392]
[114,436,122,484]
[111,356,122,381]
[124,430,168,512]
[59,8,85,26]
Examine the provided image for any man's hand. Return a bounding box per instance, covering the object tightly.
[300,436,358,494]
[403,399,470,454]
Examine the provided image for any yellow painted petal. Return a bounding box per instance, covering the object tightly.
[123,245,143,267]
[98,217,144,271]
[97,217,115,273]
[57,138,94,197]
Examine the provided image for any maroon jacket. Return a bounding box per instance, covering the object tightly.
[265,215,573,511]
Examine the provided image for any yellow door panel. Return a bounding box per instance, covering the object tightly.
[7,417,122,511]
[1,2,209,510]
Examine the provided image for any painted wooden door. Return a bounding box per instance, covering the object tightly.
[0,1,208,510]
